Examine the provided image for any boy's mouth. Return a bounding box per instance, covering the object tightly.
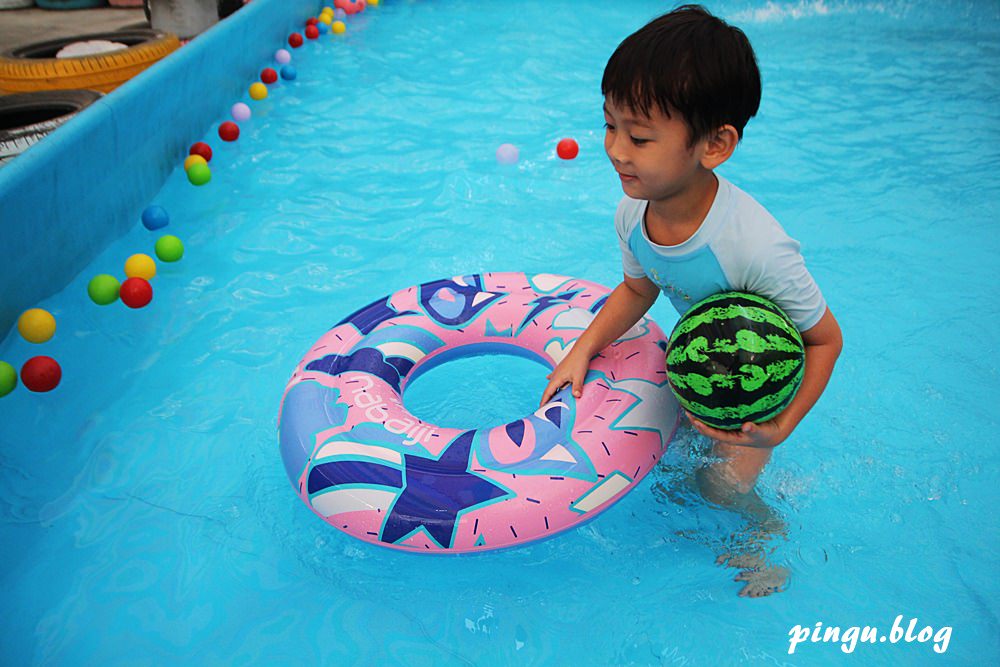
[617,171,637,183]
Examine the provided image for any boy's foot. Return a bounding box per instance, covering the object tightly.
[734,565,789,598]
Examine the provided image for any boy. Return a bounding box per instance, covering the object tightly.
[539,5,843,595]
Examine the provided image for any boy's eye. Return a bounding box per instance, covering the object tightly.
[631,136,649,146]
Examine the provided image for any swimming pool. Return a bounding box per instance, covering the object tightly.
[1,0,998,664]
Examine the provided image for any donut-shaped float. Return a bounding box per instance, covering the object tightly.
[278,272,680,552]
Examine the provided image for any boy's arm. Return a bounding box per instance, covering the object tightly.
[539,274,659,405]
[687,307,843,447]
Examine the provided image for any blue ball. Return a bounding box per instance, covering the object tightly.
[317,22,330,34]
[141,205,169,231]
[280,65,298,81]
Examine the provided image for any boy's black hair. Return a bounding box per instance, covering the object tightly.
[601,5,761,144]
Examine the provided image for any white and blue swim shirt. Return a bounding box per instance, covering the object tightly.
[616,175,827,332]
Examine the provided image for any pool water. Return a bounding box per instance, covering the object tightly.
[2,1,998,664]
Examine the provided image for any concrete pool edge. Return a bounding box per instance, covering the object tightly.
[0,0,320,338]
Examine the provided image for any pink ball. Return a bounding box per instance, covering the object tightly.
[274,49,291,65]
[496,143,519,165]
[231,102,251,122]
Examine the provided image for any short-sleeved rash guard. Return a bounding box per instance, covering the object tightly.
[616,175,827,332]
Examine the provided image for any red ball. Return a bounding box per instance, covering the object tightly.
[557,138,579,160]
[306,17,319,26]
[305,25,320,40]
[189,141,212,162]
[288,33,304,48]
[21,356,61,393]
[120,277,153,309]
[218,121,240,142]
[260,67,278,84]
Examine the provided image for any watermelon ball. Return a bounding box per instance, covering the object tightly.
[189,141,212,162]
[231,102,251,122]
[305,25,320,40]
[120,277,153,309]
[125,253,156,280]
[88,274,121,305]
[280,65,297,81]
[665,292,805,430]
[556,137,579,160]
[20,356,61,393]
[218,121,239,142]
[0,360,16,398]
[17,308,55,344]
[187,162,211,185]
[260,68,278,84]
[154,235,184,263]
[288,32,304,48]
[141,204,169,231]
[274,48,291,65]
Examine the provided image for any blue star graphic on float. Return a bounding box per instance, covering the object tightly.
[381,430,510,548]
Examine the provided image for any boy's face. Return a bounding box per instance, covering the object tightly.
[603,97,708,202]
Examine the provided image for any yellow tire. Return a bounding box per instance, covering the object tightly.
[0,30,181,94]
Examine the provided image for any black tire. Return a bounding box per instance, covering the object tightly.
[0,90,103,166]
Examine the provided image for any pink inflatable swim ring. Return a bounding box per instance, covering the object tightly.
[278,272,680,552]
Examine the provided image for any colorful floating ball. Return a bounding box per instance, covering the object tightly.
[218,121,240,142]
[317,22,329,34]
[306,17,319,26]
[280,65,298,81]
[231,102,252,122]
[369,0,379,5]
[331,20,346,34]
[0,361,16,398]
[141,204,169,231]
[189,141,212,162]
[154,235,185,263]
[274,48,292,65]
[120,277,153,309]
[125,253,156,280]
[496,143,519,165]
[17,308,56,344]
[334,8,346,19]
[249,82,268,101]
[288,33,304,48]
[318,13,332,25]
[187,162,211,185]
[20,356,61,393]
[305,25,320,40]
[557,137,579,160]
[88,274,121,305]
[665,292,806,430]
[261,68,278,84]
[184,154,207,171]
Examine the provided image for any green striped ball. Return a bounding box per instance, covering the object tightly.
[666,292,805,430]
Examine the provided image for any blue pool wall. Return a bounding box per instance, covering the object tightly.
[0,0,320,337]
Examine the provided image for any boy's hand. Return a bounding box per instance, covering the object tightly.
[540,349,591,406]
[685,411,787,448]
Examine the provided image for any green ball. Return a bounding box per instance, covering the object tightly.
[88,274,121,305]
[0,361,16,398]
[155,235,185,262]
[187,162,211,186]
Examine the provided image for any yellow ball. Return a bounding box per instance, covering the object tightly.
[320,7,333,16]
[17,308,56,344]
[368,0,379,5]
[332,21,346,35]
[318,14,332,25]
[125,253,157,280]
[184,154,207,171]
[249,82,268,101]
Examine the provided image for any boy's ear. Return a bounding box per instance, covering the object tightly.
[700,124,740,169]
